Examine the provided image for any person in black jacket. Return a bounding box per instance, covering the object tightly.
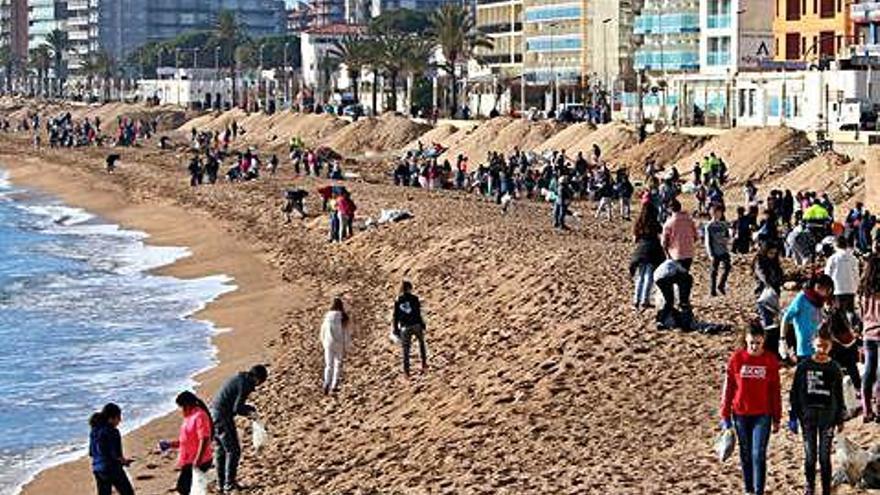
[393,281,427,376]
[89,403,134,495]
[630,202,665,310]
[211,365,268,493]
[789,328,845,495]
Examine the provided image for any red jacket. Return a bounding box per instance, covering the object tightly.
[337,196,356,217]
[720,349,782,422]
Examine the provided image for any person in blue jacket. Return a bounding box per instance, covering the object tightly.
[782,275,834,362]
[89,403,134,495]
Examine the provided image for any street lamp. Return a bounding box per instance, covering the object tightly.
[215,46,221,72]
[194,47,200,69]
[602,18,613,92]
[283,41,290,109]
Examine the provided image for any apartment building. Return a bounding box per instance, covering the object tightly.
[589,0,640,90]
[476,0,523,70]
[851,2,880,56]
[634,0,700,72]
[522,0,590,108]
[0,0,28,61]
[29,0,66,50]
[772,0,852,60]
[698,0,772,73]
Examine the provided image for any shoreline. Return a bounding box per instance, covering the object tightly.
[4,155,290,495]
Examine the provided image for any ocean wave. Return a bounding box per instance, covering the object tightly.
[0,168,238,495]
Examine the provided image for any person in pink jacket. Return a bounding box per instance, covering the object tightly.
[662,199,698,271]
[860,253,880,421]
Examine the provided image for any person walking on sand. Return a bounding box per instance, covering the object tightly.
[825,236,859,318]
[89,403,135,495]
[662,199,698,272]
[553,176,571,230]
[321,297,352,394]
[704,204,732,296]
[161,391,214,495]
[782,275,834,363]
[393,281,427,376]
[860,253,880,422]
[719,322,782,495]
[789,329,845,495]
[630,202,664,310]
[211,365,268,494]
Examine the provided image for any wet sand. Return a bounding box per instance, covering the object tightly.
[4,152,291,495]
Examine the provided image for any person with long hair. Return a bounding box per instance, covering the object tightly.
[790,328,845,495]
[719,322,782,495]
[321,297,352,394]
[89,403,135,495]
[629,201,664,309]
[162,391,213,495]
[754,241,784,355]
[860,253,880,421]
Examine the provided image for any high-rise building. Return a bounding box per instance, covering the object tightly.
[93,0,287,67]
[0,0,28,61]
[475,0,523,70]
[772,0,851,60]
[308,0,345,26]
[698,0,772,73]
[634,0,701,72]
[28,0,67,50]
[589,0,640,90]
[66,0,100,71]
[522,0,590,106]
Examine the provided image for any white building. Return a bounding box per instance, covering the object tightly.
[698,0,773,74]
[137,68,233,108]
[300,23,364,91]
[733,68,880,132]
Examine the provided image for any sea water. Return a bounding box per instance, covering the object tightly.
[0,170,236,494]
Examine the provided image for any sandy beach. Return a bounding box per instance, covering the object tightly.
[2,150,290,495]
[1,103,878,494]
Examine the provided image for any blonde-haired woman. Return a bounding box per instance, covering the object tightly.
[321,297,351,394]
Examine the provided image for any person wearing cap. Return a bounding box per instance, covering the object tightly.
[211,365,268,494]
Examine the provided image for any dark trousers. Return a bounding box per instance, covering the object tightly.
[214,419,241,490]
[801,421,834,495]
[176,463,212,495]
[831,342,862,390]
[94,468,135,495]
[655,272,693,321]
[734,414,772,495]
[553,203,566,229]
[710,253,731,293]
[865,340,880,417]
[401,324,427,375]
[834,294,856,314]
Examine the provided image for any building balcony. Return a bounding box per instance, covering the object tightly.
[478,22,522,34]
[850,43,880,56]
[707,14,731,28]
[852,2,880,23]
[480,53,523,65]
[477,0,519,5]
[635,49,700,70]
[634,13,700,34]
[707,51,731,65]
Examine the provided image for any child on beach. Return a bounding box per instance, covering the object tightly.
[89,403,135,495]
[320,297,352,394]
[789,329,845,495]
[782,275,834,363]
[630,202,664,310]
[703,204,731,296]
[732,206,753,254]
[719,322,782,495]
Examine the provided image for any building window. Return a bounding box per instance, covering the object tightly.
[801,0,806,17]
[819,31,834,56]
[788,0,801,20]
[820,0,834,18]
[786,32,801,59]
[813,0,817,14]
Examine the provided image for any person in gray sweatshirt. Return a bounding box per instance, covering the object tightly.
[211,365,267,494]
[704,203,732,296]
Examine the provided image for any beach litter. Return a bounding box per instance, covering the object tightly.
[252,419,269,454]
[191,468,209,495]
[714,428,735,462]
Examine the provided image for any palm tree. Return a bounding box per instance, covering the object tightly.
[377,33,417,113]
[216,9,241,106]
[402,38,433,112]
[327,36,369,105]
[0,46,13,94]
[429,4,492,117]
[79,50,112,100]
[45,29,69,97]
[29,46,51,98]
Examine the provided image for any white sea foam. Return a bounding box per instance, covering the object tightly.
[0,168,239,495]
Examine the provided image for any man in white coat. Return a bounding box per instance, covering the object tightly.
[825,236,860,316]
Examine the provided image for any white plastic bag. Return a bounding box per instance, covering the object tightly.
[714,429,736,462]
[843,376,861,419]
[834,435,872,485]
[252,419,269,454]
[190,468,209,495]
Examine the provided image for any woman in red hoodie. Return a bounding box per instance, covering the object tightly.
[720,322,782,495]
